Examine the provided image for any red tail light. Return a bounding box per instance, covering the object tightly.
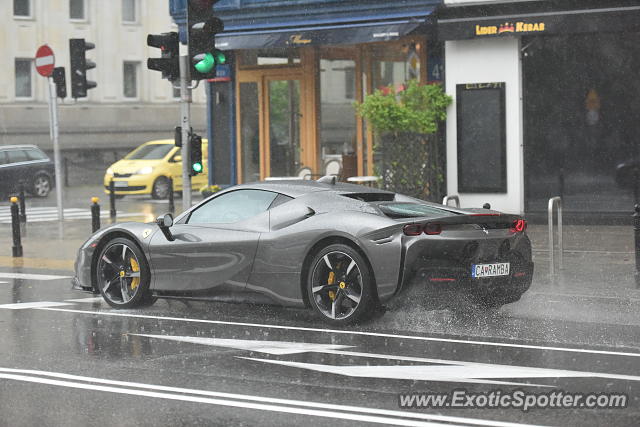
[403,224,423,236]
[424,223,442,235]
[510,219,527,233]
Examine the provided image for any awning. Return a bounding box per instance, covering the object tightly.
[438,5,640,40]
[215,18,431,51]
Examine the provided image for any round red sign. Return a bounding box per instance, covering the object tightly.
[35,45,55,77]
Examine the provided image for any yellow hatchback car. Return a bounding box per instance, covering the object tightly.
[104,139,208,199]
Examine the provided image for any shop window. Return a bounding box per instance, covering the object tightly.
[14,0,31,17]
[238,49,300,68]
[70,0,86,21]
[239,82,260,182]
[123,61,139,98]
[319,58,357,177]
[15,58,33,98]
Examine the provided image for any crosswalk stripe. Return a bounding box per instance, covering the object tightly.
[0,208,142,223]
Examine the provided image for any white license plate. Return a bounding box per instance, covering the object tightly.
[472,262,510,278]
[113,181,128,188]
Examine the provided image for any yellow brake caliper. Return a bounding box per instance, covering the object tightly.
[130,257,140,290]
[328,271,336,301]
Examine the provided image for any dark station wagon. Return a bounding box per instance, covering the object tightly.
[0,145,55,198]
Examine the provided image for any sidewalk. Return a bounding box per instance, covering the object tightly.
[0,189,638,301]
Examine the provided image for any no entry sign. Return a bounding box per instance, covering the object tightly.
[35,45,55,77]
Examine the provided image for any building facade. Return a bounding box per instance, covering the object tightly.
[1,0,207,183]
[438,0,640,220]
[172,0,442,188]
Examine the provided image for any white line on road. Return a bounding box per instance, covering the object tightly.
[0,273,71,281]
[64,297,104,303]
[0,368,538,427]
[0,302,73,310]
[36,307,640,358]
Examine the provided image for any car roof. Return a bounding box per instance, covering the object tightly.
[0,145,44,151]
[141,139,208,145]
[234,180,393,198]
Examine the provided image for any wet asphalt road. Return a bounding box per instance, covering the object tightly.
[1,269,639,427]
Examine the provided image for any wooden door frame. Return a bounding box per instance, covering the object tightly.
[235,66,311,182]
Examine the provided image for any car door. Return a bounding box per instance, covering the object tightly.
[5,149,30,192]
[148,189,278,294]
[0,151,9,193]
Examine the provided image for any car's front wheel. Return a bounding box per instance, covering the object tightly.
[96,237,155,309]
[307,243,375,325]
[31,174,51,197]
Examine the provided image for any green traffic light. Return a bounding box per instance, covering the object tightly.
[192,163,203,173]
[194,52,215,73]
[213,50,226,65]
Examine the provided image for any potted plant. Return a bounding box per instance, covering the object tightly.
[355,80,452,200]
[200,184,221,198]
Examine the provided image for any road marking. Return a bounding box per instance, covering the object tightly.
[135,334,640,387]
[0,272,71,281]
[64,297,103,303]
[0,301,73,309]
[134,334,353,355]
[39,307,640,358]
[0,368,536,427]
[0,256,74,271]
[0,207,141,224]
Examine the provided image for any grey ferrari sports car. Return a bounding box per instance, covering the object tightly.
[72,179,533,324]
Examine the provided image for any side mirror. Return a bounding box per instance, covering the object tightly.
[172,155,182,163]
[155,213,175,241]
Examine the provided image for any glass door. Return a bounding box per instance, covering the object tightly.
[267,78,301,177]
[236,70,307,182]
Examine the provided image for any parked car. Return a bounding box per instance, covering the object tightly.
[73,179,534,325]
[103,139,209,199]
[0,145,55,198]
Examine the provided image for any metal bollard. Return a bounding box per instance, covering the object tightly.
[109,180,116,219]
[168,177,175,213]
[634,204,640,288]
[18,184,26,223]
[91,197,101,233]
[10,197,23,257]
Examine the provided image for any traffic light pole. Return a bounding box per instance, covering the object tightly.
[179,55,192,210]
[47,78,64,221]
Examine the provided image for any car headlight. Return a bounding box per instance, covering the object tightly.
[135,166,154,175]
[106,168,113,175]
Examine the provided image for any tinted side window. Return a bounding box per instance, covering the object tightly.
[7,150,29,164]
[269,193,293,209]
[0,152,8,165]
[26,149,48,161]
[188,190,278,225]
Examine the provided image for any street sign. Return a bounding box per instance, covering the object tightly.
[35,45,55,77]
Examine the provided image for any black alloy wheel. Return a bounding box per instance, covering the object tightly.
[307,243,374,325]
[96,237,155,308]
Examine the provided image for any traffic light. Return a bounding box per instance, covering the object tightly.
[147,32,179,81]
[52,67,66,99]
[187,0,225,80]
[189,133,203,176]
[69,38,96,98]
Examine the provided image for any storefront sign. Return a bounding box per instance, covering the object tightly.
[475,21,545,36]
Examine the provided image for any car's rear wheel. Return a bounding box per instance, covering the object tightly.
[307,243,375,325]
[151,176,170,199]
[32,174,51,197]
[96,237,155,309]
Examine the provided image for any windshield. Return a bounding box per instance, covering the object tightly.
[377,202,458,219]
[124,144,173,160]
